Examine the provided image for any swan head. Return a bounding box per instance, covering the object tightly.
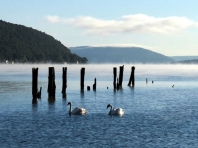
[106,104,112,109]
[67,102,72,105]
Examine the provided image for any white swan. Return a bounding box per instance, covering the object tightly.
[106,104,124,116]
[67,102,88,115]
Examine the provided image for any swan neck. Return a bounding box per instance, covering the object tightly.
[69,103,72,113]
[109,105,113,115]
[110,106,112,111]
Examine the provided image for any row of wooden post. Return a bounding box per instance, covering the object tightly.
[32,66,135,103]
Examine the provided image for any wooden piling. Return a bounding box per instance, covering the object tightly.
[128,67,132,86]
[128,67,133,86]
[113,67,117,89]
[62,67,67,94]
[32,67,38,103]
[118,65,124,88]
[48,67,56,98]
[37,87,42,98]
[93,78,96,91]
[128,66,135,87]
[87,86,90,91]
[117,77,119,90]
[132,66,135,86]
[80,68,85,91]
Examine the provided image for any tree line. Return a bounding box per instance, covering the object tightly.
[0,20,87,63]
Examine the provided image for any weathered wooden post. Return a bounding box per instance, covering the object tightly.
[32,67,38,103]
[118,65,124,89]
[117,78,119,90]
[113,67,117,89]
[128,67,133,86]
[32,68,38,98]
[37,87,42,98]
[132,66,135,86]
[62,67,67,98]
[128,66,135,87]
[80,68,85,91]
[93,78,96,91]
[48,67,56,98]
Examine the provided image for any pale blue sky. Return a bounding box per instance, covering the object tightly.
[1,0,198,56]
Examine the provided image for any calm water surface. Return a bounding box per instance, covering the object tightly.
[0,64,198,147]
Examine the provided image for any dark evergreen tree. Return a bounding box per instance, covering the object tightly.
[0,20,88,63]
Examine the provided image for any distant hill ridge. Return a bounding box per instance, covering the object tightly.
[70,46,174,64]
[170,56,198,61]
[0,20,87,63]
[172,59,198,64]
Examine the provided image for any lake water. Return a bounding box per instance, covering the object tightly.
[1,64,198,147]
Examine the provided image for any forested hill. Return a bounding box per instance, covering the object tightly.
[0,20,87,63]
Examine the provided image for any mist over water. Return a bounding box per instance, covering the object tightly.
[0,64,198,147]
[1,63,198,76]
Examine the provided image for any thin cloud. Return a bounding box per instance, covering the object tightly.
[45,14,195,35]
[46,15,60,23]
